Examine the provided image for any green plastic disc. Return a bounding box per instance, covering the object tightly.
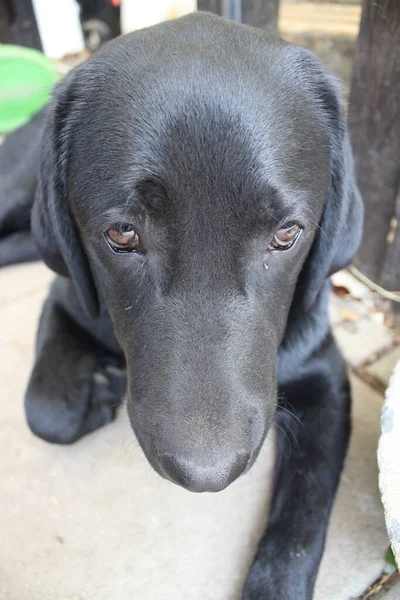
[0,44,60,134]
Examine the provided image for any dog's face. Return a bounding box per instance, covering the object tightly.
[32,14,362,492]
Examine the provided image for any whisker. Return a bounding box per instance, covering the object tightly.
[275,422,293,455]
[302,206,328,240]
[278,404,305,429]
[274,404,302,453]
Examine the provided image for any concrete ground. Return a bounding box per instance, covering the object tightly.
[0,262,398,600]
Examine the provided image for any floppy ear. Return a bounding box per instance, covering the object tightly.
[297,60,364,310]
[31,71,99,319]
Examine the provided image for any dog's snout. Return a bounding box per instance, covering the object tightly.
[158,452,250,493]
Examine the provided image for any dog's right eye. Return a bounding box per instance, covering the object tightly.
[104,223,140,253]
[269,223,302,251]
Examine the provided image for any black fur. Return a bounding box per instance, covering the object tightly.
[0,110,45,266]
[25,13,363,599]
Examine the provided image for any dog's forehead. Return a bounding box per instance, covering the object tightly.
[70,14,330,222]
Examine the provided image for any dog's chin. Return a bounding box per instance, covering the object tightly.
[127,407,269,493]
[153,451,257,493]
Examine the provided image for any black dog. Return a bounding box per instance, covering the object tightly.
[0,110,45,266]
[24,13,363,600]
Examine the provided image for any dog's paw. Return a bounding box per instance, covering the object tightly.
[82,359,126,436]
[25,353,126,444]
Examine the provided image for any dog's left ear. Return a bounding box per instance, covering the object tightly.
[296,54,364,310]
[31,69,99,318]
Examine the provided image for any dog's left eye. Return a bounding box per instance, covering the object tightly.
[105,223,140,253]
[269,223,302,251]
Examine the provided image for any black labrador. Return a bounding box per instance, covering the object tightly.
[24,13,363,600]
[0,111,44,266]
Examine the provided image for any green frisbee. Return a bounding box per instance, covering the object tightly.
[0,44,60,134]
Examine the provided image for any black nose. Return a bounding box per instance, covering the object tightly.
[158,452,250,492]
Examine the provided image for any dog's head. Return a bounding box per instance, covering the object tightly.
[32,13,362,492]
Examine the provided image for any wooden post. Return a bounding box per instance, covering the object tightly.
[348,0,400,291]
[197,0,223,16]
[242,0,279,35]
[197,0,279,34]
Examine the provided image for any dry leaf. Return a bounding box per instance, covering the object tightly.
[332,284,350,297]
[340,308,360,323]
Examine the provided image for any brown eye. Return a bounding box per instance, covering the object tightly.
[269,223,302,251]
[105,223,140,253]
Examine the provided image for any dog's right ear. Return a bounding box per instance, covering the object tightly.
[31,71,99,319]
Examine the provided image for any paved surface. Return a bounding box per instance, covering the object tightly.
[0,262,397,600]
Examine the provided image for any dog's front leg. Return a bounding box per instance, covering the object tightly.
[25,276,126,444]
[243,335,351,600]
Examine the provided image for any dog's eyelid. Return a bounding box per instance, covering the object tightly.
[97,214,142,235]
[277,219,298,230]
[275,215,306,231]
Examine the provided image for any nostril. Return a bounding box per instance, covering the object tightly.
[158,452,250,493]
[159,454,190,487]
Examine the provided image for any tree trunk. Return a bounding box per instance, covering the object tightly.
[197,0,279,34]
[348,0,400,292]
